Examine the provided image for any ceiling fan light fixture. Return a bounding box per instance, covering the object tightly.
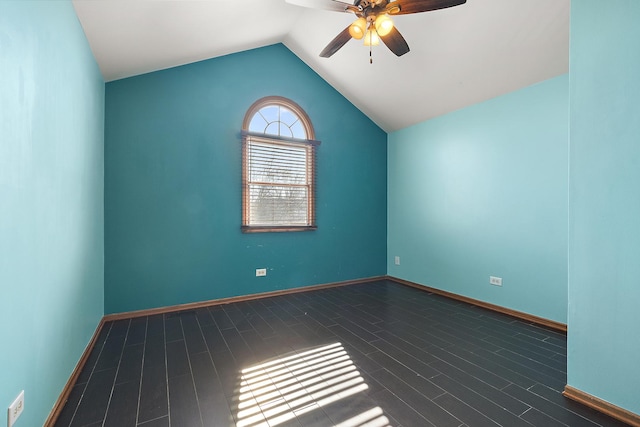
[363,29,380,46]
[348,17,367,40]
[374,14,394,37]
[315,0,466,59]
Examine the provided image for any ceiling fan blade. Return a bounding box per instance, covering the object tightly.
[380,27,410,56]
[320,26,352,57]
[285,0,354,13]
[387,0,466,15]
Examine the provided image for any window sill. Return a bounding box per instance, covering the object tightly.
[241,226,317,233]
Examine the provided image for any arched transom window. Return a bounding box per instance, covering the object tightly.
[241,96,320,232]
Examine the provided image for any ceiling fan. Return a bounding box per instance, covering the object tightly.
[286,0,466,60]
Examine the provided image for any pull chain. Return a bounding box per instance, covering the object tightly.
[369,30,373,64]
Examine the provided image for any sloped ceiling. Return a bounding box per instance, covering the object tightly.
[72,0,569,132]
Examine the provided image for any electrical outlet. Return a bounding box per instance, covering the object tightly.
[7,391,24,427]
[256,268,266,277]
[394,256,400,265]
[489,276,502,286]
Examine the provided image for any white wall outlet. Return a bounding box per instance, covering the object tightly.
[489,276,503,286]
[7,391,24,427]
[256,268,267,277]
[394,256,400,265]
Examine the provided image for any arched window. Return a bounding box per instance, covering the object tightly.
[241,96,320,232]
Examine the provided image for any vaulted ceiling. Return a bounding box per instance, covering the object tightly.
[72,0,569,132]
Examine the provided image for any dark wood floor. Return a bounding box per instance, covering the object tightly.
[54,280,629,427]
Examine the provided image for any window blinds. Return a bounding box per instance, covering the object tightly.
[243,135,317,229]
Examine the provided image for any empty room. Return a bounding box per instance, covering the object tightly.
[1,0,639,426]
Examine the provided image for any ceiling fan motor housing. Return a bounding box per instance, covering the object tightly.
[355,0,390,14]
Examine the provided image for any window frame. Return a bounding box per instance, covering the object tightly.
[241,96,319,233]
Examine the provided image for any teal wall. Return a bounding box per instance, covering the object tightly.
[388,75,569,323]
[568,1,640,415]
[104,44,387,314]
[0,1,104,426]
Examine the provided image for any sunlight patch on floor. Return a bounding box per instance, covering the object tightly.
[236,342,389,427]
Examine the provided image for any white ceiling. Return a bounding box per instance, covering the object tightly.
[72,0,569,132]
